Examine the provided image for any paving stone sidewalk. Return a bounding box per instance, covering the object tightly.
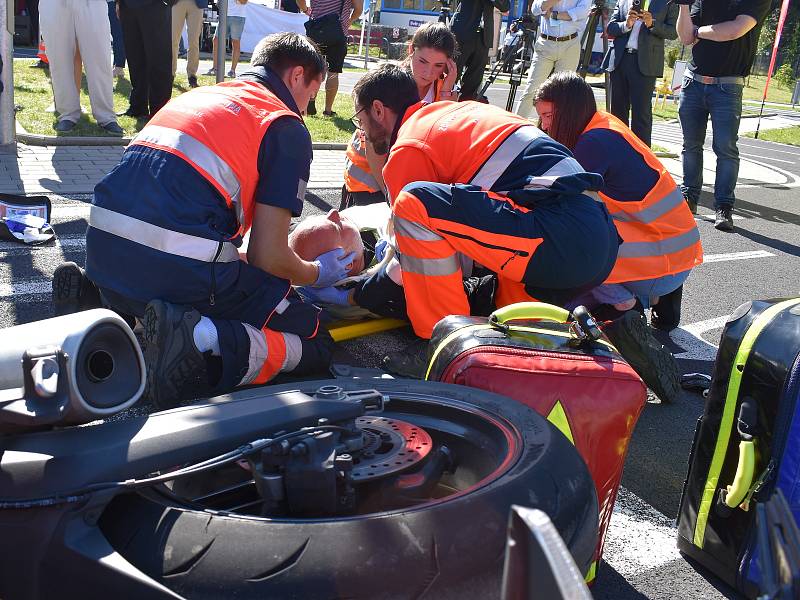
[0,144,347,195]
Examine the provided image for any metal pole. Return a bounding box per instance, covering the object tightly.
[216,0,228,84]
[363,0,372,70]
[0,0,16,153]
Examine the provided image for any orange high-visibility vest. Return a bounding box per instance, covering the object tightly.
[344,80,444,194]
[130,80,299,237]
[582,111,703,284]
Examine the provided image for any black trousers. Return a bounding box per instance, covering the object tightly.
[609,51,657,147]
[119,1,173,117]
[455,30,489,101]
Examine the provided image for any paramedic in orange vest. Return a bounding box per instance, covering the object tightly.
[54,33,354,408]
[341,22,459,209]
[535,72,702,331]
[345,64,620,376]
[535,72,703,402]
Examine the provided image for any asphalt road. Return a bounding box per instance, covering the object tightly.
[3,67,800,599]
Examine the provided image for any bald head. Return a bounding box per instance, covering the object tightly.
[290,210,365,277]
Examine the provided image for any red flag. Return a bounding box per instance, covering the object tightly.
[763,0,791,102]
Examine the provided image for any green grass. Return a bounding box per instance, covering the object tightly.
[661,66,797,105]
[13,59,218,137]
[743,125,800,146]
[14,58,358,143]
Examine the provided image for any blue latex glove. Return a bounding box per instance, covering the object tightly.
[313,247,356,288]
[297,285,352,306]
[374,238,389,262]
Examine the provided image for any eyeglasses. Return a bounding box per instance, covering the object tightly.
[351,107,366,130]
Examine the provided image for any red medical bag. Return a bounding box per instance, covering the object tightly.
[425,302,647,581]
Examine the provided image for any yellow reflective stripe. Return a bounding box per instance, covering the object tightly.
[394,215,444,242]
[398,253,461,276]
[617,227,701,259]
[89,205,240,263]
[585,560,597,583]
[424,323,615,380]
[132,125,242,206]
[470,125,546,189]
[693,297,800,548]
[546,400,575,445]
[610,188,686,225]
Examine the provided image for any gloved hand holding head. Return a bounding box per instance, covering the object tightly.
[290,209,366,280]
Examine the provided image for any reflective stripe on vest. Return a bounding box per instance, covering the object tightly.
[89,205,240,263]
[344,132,381,193]
[130,81,300,237]
[582,111,703,284]
[470,125,547,190]
[398,253,461,276]
[394,215,445,242]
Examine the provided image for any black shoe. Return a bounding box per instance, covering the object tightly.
[382,339,430,379]
[54,119,77,132]
[52,262,102,316]
[685,196,698,215]
[30,59,48,69]
[188,75,199,88]
[100,121,124,136]
[306,99,317,116]
[714,207,734,232]
[602,310,681,403]
[142,300,210,409]
[117,108,148,118]
[650,285,683,332]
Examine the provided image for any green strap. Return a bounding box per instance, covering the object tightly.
[693,298,800,548]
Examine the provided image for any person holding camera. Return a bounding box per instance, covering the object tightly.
[602,0,677,147]
[515,0,590,118]
[450,0,510,101]
[676,0,770,232]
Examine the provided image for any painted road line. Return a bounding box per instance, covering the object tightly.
[702,250,775,263]
[738,141,800,156]
[695,213,745,222]
[740,153,797,165]
[604,487,681,579]
[0,234,85,254]
[0,278,51,299]
[671,315,728,362]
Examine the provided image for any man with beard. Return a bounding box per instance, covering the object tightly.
[317,64,620,377]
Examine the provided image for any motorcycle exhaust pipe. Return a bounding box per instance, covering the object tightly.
[0,309,145,434]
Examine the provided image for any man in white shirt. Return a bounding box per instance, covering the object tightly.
[515,0,591,118]
[208,0,249,78]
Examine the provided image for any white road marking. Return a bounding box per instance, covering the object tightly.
[0,234,85,254]
[604,487,681,578]
[670,315,728,362]
[0,279,51,299]
[702,250,775,263]
[695,213,745,222]
[740,153,797,165]
[738,141,800,156]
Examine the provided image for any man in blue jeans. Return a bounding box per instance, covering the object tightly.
[676,0,770,232]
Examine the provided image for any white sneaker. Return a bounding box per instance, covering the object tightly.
[113,66,125,78]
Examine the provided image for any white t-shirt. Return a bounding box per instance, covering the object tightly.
[228,0,248,18]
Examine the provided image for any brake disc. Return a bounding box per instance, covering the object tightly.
[351,416,433,482]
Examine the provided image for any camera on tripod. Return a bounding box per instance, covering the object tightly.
[437,0,452,24]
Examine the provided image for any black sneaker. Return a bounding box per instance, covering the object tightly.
[714,207,734,232]
[650,285,683,332]
[602,310,681,403]
[306,98,317,116]
[685,195,698,215]
[188,75,199,88]
[52,262,102,316]
[382,339,430,379]
[142,300,210,409]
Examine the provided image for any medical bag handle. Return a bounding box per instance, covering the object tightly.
[719,398,757,510]
[489,302,603,342]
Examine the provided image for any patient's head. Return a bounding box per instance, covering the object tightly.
[289,209,365,276]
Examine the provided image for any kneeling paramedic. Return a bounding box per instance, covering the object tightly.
[53,33,354,408]
[332,64,621,376]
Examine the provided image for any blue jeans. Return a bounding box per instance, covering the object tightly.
[107,0,126,68]
[568,269,692,310]
[678,76,743,209]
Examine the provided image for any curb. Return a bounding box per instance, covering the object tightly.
[16,126,348,151]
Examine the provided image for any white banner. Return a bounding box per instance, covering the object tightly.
[239,0,309,54]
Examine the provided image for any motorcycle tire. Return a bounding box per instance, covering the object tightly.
[99,379,598,600]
